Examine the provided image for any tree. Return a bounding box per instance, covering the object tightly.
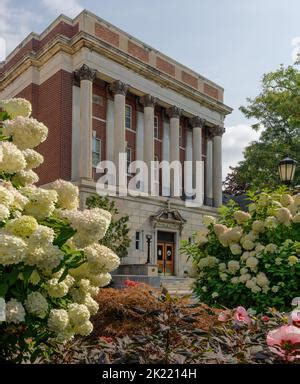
[225,65,300,193]
[86,195,131,258]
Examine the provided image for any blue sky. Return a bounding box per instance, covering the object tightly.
[1,0,299,178]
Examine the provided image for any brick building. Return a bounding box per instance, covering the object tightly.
[0,10,232,278]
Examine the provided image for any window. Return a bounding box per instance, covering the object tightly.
[92,136,101,167]
[125,104,132,130]
[154,116,159,139]
[126,146,132,175]
[135,231,143,251]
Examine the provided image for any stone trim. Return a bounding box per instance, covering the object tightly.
[190,116,206,129]
[109,80,129,96]
[209,126,225,137]
[74,64,96,82]
[139,94,158,108]
[167,105,183,119]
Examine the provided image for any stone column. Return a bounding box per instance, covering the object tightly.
[205,128,213,206]
[211,126,225,207]
[167,106,182,197]
[191,116,205,204]
[140,94,157,193]
[74,64,96,181]
[109,80,129,189]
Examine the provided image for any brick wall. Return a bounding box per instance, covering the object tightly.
[16,70,73,185]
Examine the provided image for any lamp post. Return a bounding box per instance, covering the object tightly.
[278,155,297,186]
[145,234,152,264]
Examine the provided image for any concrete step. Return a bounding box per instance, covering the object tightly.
[160,277,195,296]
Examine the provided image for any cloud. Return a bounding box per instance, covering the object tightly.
[42,0,84,18]
[0,0,42,58]
[291,36,300,62]
[222,124,260,180]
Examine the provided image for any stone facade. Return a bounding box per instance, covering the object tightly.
[0,10,232,277]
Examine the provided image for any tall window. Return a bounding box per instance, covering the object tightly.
[154,116,159,139]
[125,104,132,130]
[92,136,101,167]
[135,231,143,250]
[126,146,132,175]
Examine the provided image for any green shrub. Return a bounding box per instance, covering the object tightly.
[182,188,300,312]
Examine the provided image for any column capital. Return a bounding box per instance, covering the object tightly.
[209,126,225,137]
[190,116,206,129]
[167,105,183,119]
[139,94,158,108]
[74,64,96,82]
[109,80,129,96]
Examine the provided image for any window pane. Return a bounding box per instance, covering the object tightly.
[125,105,131,129]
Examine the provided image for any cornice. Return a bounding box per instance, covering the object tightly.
[0,33,233,117]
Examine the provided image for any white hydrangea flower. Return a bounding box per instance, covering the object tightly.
[0,142,26,173]
[84,243,120,273]
[88,272,112,288]
[0,204,10,221]
[275,257,282,266]
[276,207,292,225]
[288,256,299,266]
[21,186,58,220]
[294,194,300,206]
[246,256,259,271]
[27,225,55,249]
[220,273,228,281]
[77,278,99,296]
[24,291,48,318]
[211,292,219,298]
[0,98,32,118]
[12,170,39,186]
[242,239,255,251]
[0,232,27,265]
[201,286,207,292]
[256,272,269,287]
[271,286,280,293]
[73,320,93,336]
[239,273,251,283]
[226,227,243,243]
[252,220,265,233]
[218,262,227,272]
[5,215,38,238]
[280,194,294,207]
[61,208,111,247]
[264,216,278,229]
[68,303,90,326]
[231,277,239,284]
[230,243,242,255]
[227,260,240,274]
[202,215,216,227]
[213,224,228,237]
[46,278,69,298]
[265,243,278,253]
[83,294,99,315]
[233,210,251,224]
[25,244,63,274]
[5,299,25,323]
[3,116,48,150]
[0,185,14,207]
[48,309,69,333]
[47,179,79,210]
[241,251,250,261]
[255,243,265,253]
[22,149,44,170]
[240,267,248,275]
[198,256,219,270]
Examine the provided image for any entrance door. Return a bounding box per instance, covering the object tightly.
[157,242,174,275]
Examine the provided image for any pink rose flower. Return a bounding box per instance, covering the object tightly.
[267,325,300,362]
[233,306,251,325]
[289,309,300,328]
[262,315,270,322]
[124,279,139,287]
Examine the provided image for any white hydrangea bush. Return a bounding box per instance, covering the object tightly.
[0,98,120,362]
[182,190,300,313]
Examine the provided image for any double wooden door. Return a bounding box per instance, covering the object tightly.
[157,242,174,276]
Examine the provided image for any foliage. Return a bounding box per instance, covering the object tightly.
[225,65,300,193]
[181,188,300,313]
[0,98,119,362]
[86,195,130,258]
[44,286,299,364]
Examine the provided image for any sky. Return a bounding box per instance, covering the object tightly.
[1,0,299,179]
